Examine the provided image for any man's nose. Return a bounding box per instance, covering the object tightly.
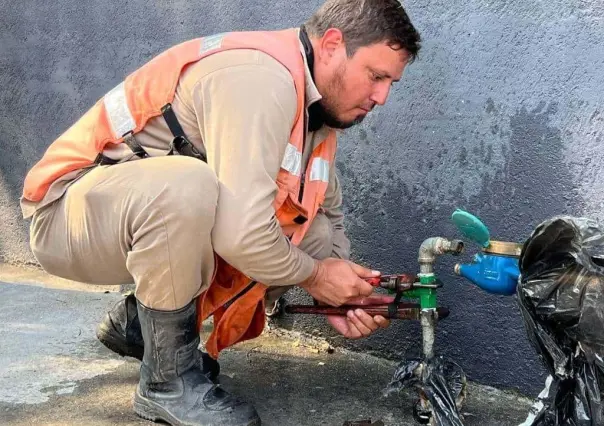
[370,82,391,106]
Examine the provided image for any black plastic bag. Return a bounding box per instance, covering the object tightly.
[383,355,466,425]
[517,216,604,425]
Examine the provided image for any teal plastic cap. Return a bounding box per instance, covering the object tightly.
[451,209,490,248]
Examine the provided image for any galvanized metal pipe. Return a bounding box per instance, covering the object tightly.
[421,309,436,360]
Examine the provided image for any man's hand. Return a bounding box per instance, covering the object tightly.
[298,258,380,307]
[327,295,393,339]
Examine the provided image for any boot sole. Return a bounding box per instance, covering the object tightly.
[134,395,261,426]
[96,322,144,361]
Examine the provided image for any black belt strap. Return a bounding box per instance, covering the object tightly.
[123,132,148,158]
[94,153,119,165]
[161,103,207,163]
[161,103,187,140]
[94,131,147,165]
[95,104,207,165]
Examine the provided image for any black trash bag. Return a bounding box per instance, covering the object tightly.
[383,355,466,425]
[517,216,604,425]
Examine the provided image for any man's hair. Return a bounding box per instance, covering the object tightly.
[304,0,421,62]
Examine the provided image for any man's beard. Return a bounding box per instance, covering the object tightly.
[308,99,365,130]
[308,64,366,131]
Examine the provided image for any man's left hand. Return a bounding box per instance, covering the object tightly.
[327,295,393,339]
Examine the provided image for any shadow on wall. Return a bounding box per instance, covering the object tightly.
[276,99,583,396]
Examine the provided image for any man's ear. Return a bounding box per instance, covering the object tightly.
[317,28,345,64]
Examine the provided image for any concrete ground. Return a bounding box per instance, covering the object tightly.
[0,264,535,426]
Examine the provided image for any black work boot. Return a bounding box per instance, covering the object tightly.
[96,293,220,382]
[96,292,144,360]
[133,299,261,426]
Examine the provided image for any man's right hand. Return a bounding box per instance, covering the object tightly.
[298,258,380,306]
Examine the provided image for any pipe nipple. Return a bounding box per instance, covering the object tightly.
[449,239,465,255]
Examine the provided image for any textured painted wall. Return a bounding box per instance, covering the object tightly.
[2,0,603,395]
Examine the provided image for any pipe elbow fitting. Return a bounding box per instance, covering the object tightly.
[418,237,465,262]
[418,237,465,276]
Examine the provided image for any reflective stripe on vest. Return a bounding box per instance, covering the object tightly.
[281,143,302,176]
[104,82,136,138]
[310,157,329,182]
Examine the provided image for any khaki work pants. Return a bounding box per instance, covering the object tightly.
[29,156,334,311]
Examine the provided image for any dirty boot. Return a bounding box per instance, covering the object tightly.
[96,292,145,360]
[96,293,220,381]
[133,299,261,426]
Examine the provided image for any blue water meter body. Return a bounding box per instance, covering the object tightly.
[450,209,521,296]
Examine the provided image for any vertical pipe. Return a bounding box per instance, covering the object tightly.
[421,309,436,360]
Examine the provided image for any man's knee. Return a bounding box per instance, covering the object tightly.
[29,213,68,279]
[298,213,334,260]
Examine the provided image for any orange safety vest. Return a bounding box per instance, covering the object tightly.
[22,28,338,359]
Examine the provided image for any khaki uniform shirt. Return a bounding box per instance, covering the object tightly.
[21,29,351,286]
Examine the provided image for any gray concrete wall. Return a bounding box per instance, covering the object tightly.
[1,0,603,395]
